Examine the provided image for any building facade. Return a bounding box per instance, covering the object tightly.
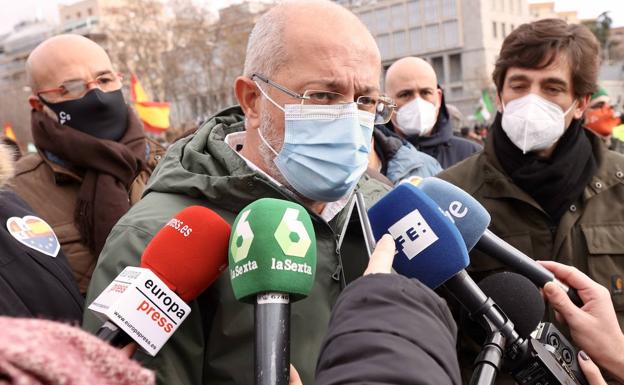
[337,0,530,122]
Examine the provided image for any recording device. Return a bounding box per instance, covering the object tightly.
[477,272,588,385]
[89,206,231,355]
[368,185,584,385]
[228,198,317,385]
[415,177,582,306]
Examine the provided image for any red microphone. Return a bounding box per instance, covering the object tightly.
[91,206,231,353]
[141,206,231,301]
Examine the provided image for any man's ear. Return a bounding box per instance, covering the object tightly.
[28,95,44,111]
[495,93,503,113]
[572,94,591,120]
[234,76,261,131]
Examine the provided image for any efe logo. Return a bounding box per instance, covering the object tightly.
[388,209,438,260]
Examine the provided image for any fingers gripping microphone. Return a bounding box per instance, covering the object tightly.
[417,177,582,306]
[228,198,317,385]
[89,206,231,355]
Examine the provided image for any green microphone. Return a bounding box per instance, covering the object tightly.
[229,198,317,385]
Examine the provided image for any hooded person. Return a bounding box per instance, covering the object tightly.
[382,57,482,169]
[10,34,165,294]
[0,144,83,321]
[82,2,392,384]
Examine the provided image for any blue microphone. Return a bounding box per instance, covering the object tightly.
[368,184,520,345]
[416,177,582,306]
[368,183,469,289]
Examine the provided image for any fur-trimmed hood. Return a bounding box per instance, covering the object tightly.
[0,145,15,188]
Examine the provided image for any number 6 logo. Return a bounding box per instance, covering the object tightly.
[274,208,311,258]
[230,210,254,263]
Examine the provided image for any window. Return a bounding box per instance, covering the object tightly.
[431,56,445,84]
[76,11,81,18]
[377,7,391,34]
[391,4,406,31]
[502,23,506,37]
[449,53,462,82]
[377,34,392,59]
[511,24,515,31]
[443,21,459,47]
[492,21,497,38]
[442,0,457,18]
[394,31,408,56]
[410,27,423,52]
[424,0,438,23]
[425,24,440,50]
[360,11,375,33]
[408,0,421,26]
[88,8,93,16]
[450,86,463,98]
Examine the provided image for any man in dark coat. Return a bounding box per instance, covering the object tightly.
[383,57,482,169]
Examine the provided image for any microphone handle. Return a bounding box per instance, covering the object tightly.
[255,293,291,385]
[95,320,134,348]
[478,231,583,306]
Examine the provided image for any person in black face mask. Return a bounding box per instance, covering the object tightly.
[11,34,164,295]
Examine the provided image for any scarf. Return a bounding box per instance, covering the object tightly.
[491,112,596,223]
[31,107,146,256]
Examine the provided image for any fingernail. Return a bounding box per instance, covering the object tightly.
[579,350,589,361]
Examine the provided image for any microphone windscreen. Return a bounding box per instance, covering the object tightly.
[419,177,491,251]
[475,272,545,340]
[368,183,469,288]
[140,206,231,302]
[228,198,317,302]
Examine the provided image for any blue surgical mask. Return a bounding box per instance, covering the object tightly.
[257,91,374,202]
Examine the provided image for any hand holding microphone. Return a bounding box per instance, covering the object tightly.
[539,261,624,382]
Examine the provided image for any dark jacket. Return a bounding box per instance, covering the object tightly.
[373,125,442,183]
[438,129,624,383]
[316,273,461,385]
[0,188,83,321]
[83,106,390,385]
[390,95,482,169]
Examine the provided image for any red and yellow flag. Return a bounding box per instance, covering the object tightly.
[130,74,170,133]
[3,122,16,142]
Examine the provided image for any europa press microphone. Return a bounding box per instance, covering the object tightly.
[228,198,316,385]
[88,205,231,355]
[414,177,582,307]
[368,184,583,385]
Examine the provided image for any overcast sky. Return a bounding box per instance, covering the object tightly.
[1,0,623,36]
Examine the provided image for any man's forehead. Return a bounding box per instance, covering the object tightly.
[505,54,572,85]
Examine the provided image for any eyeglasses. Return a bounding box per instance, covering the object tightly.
[251,73,396,124]
[37,72,123,103]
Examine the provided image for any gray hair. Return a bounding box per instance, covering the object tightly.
[243,5,288,78]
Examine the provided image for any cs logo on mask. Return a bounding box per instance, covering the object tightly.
[59,111,71,125]
[230,210,254,263]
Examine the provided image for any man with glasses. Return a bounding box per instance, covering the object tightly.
[11,34,164,295]
[84,1,394,384]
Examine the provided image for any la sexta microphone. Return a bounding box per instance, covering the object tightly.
[228,198,317,385]
[414,177,582,307]
[88,206,231,355]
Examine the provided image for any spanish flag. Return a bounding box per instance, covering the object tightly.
[130,74,170,133]
[3,122,16,142]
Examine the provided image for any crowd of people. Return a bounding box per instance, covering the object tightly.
[1,0,624,384]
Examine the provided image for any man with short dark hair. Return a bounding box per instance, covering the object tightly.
[439,18,624,383]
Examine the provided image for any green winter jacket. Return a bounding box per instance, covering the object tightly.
[82,106,389,385]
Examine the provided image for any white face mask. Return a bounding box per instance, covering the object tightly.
[396,97,437,136]
[501,93,577,154]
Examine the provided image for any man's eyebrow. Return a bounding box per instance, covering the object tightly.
[506,74,530,82]
[540,77,568,88]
